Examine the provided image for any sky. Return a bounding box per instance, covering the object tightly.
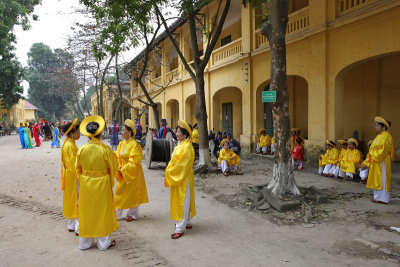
[14,0,136,96]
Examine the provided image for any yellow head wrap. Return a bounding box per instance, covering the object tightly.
[375,116,390,128]
[177,119,192,139]
[80,115,105,138]
[64,118,78,136]
[326,139,336,147]
[124,119,136,136]
[347,138,358,147]
[220,138,230,147]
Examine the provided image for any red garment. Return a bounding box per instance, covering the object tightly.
[291,144,304,162]
[163,126,167,138]
[33,125,41,147]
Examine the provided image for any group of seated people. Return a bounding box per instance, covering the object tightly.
[318,138,371,183]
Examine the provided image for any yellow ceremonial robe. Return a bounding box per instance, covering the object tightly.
[340,149,362,174]
[335,148,348,165]
[165,138,196,221]
[115,137,148,209]
[218,148,240,166]
[61,138,78,219]
[76,140,118,238]
[319,147,340,167]
[365,131,393,191]
[258,134,272,147]
[192,129,199,143]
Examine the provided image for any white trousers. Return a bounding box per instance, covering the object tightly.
[79,235,111,251]
[68,218,79,233]
[373,161,390,203]
[360,168,369,181]
[176,180,192,233]
[256,144,268,153]
[318,164,332,175]
[271,144,275,154]
[116,206,139,220]
[219,160,238,173]
[329,165,340,177]
[291,159,303,169]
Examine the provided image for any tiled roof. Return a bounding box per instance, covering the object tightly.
[24,100,39,110]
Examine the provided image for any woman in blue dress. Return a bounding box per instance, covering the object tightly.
[109,120,120,151]
[23,123,33,149]
[18,123,25,149]
[51,122,61,148]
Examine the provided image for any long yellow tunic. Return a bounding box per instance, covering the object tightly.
[218,148,240,166]
[61,138,79,219]
[258,134,272,147]
[340,149,362,174]
[319,147,340,167]
[164,138,196,221]
[192,129,199,143]
[76,140,119,238]
[364,131,393,191]
[115,138,148,209]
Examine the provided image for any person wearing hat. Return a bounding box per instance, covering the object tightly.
[290,128,305,149]
[157,118,177,140]
[327,139,348,178]
[75,115,118,250]
[361,117,393,204]
[17,122,25,149]
[134,118,143,140]
[191,123,199,144]
[359,140,374,183]
[318,140,340,176]
[291,137,305,170]
[256,128,272,155]
[115,119,148,222]
[51,122,61,148]
[109,120,120,151]
[61,119,81,235]
[218,139,242,176]
[23,122,33,149]
[338,138,363,181]
[165,120,196,239]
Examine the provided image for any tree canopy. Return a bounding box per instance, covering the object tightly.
[0,0,41,109]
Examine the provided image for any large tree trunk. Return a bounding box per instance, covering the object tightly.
[194,73,211,167]
[151,104,160,130]
[263,0,300,198]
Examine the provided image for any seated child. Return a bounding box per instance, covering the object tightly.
[291,137,304,170]
[338,138,363,181]
[256,128,272,155]
[218,139,242,176]
[359,140,373,184]
[328,139,348,177]
[318,140,340,176]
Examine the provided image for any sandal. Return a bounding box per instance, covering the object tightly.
[75,232,79,236]
[68,229,74,232]
[108,239,116,249]
[223,172,228,177]
[171,232,184,239]
[186,224,192,229]
[371,199,388,204]
[126,216,136,222]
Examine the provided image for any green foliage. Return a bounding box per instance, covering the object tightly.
[0,0,41,109]
[26,43,71,121]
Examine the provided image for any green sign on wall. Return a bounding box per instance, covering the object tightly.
[262,91,276,102]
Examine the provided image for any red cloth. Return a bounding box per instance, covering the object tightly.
[33,125,41,147]
[163,126,167,138]
[291,144,304,162]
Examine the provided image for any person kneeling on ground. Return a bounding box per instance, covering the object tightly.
[291,137,304,170]
[256,128,271,155]
[328,139,348,178]
[359,140,373,184]
[218,139,242,176]
[318,140,340,176]
[338,138,363,181]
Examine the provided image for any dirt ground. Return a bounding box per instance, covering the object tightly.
[0,134,399,266]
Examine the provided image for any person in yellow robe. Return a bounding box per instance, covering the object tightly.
[115,119,148,222]
[191,123,199,144]
[318,140,340,176]
[361,117,393,204]
[75,115,118,250]
[61,118,80,235]
[256,128,272,155]
[218,139,242,176]
[165,120,196,239]
[359,140,374,183]
[328,139,348,178]
[338,138,363,181]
